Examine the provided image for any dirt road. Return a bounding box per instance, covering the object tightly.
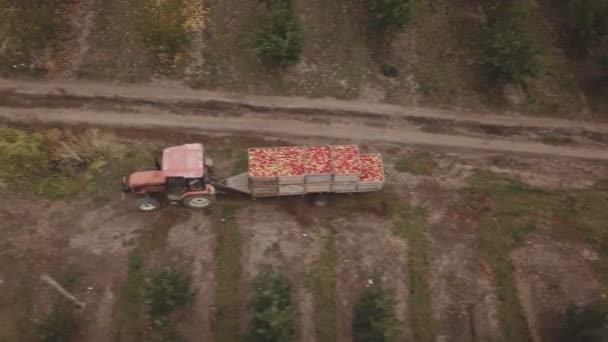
[1,78,607,161]
[2,78,608,131]
[2,106,608,161]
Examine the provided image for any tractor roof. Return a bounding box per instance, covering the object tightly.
[162,143,204,178]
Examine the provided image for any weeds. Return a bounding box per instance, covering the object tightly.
[234,149,249,174]
[248,271,297,342]
[0,0,73,76]
[35,304,78,342]
[353,274,401,342]
[115,249,146,342]
[540,135,574,145]
[391,206,435,342]
[214,203,243,342]
[393,152,437,175]
[0,127,125,198]
[464,170,608,340]
[380,64,399,78]
[306,229,338,342]
[128,0,192,74]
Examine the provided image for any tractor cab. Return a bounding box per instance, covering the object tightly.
[122,144,215,211]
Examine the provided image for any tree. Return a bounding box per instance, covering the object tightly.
[353,276,401,342]
[248,271,297,342]
[568,0,608,48]
[479,2,539,85]
[250,0,303,67]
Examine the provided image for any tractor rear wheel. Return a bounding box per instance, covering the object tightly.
[137,197,160,211]
[183,195,214,209]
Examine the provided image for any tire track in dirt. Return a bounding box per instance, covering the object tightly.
[333,216,411,342]
[403,177,502,342]
[68,0,98,77]
[237,203,320,341]
[89,285,115,342]
[2,107,608,162]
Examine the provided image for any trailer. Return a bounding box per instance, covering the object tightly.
[218,144,385,197]
[122,143,385,211]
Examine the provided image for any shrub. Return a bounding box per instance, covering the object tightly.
[562,302,608,342]
[369,0,415,31]
[248,271,297,342]
[479,2,539,85]
[249,0,303,67]
[353,276,401,342]
[381,64,399,78]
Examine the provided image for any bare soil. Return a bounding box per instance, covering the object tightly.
[512,234,604,342]
[334,215,411,341]
[1,108,607,342]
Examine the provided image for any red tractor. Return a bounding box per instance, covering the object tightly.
[122,144,216,211]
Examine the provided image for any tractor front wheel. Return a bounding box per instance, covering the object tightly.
[137,197,160,211]
[182,195,214,209]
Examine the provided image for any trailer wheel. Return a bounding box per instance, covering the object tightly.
[137,197,160,211]
[311,193,329,207]
[183,195,214,209]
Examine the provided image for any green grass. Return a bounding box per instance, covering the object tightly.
[393,153,437,176]
[352,274,401,342]
[391,206,436,342]
[0,127,135,199]
[306,229,338,342]
[463,171,544,342]
[540,135,574,145]
[464,170,608,340]
[213,203,243,342]
[115,249,147,342]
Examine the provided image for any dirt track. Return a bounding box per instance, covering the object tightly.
[2,78,608,131]
[0,78,608,161]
